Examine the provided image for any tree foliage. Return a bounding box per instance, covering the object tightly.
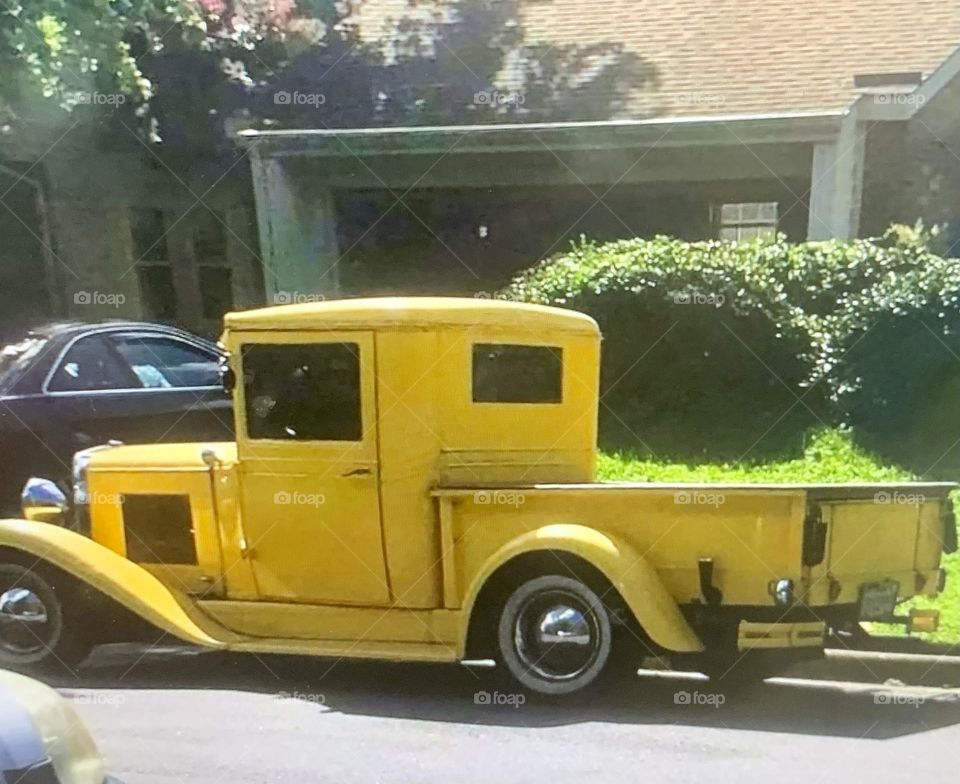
[1,0,652,141]
[0,0,328,133]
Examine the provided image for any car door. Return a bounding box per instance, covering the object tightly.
[43,332,152,447]
[0,333,131,513]
[45,330,231,447]
[234,331,389,606]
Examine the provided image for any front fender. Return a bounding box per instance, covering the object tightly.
[0,519,230,649]
[462,524,703,654]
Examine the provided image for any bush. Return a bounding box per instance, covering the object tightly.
[816,228,960,474]
[502,227,960,465]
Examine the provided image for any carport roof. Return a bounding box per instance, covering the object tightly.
[235,111,844,157]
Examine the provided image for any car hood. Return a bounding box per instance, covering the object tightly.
[89,441,238,472]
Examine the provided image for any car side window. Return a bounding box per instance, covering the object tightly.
[241,343,362,441]
[47,335,137,392]
[109,334,221,389]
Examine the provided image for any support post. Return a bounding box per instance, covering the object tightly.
[807,103,866,240]
[249,149,341,303]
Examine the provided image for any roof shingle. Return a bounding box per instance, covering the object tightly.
[354,0,960,118]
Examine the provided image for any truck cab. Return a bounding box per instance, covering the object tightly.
[5,297,956,696]
[81,297,601,606]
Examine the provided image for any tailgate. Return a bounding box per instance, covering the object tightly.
[804,484,956,606]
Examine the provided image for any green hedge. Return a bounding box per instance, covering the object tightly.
[502,226,960,467]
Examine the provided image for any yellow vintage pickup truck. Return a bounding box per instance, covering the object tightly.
[2,297,956,695]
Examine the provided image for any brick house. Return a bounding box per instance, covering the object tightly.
[238,0,960,302]
[7,0,960,339]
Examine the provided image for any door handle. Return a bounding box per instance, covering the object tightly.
[341,467,372,478]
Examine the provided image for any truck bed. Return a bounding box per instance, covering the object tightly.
[434,481,957,610]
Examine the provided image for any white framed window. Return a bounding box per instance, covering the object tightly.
[713,201,778,241]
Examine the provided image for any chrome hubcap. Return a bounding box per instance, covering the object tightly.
[0,587,50,654]
[514,591,601,682]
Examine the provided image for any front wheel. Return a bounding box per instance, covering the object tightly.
[0,563,91,674]
[497,574,613,696]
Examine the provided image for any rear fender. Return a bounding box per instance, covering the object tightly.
[462,524,703,654]
[0,519,230,648]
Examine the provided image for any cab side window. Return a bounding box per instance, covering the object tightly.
[472,343,563,403]
[242,343,362,441]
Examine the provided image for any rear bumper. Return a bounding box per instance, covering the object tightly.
[737,620,825,651]
[683,603,848,654]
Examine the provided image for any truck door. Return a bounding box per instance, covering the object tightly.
[233,331,389,605]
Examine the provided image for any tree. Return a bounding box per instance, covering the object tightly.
[249,0,656,128]
[0,0,325,134]
[1,0,655,143]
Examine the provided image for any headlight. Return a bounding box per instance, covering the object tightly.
[20,477,69,525]
[72,449,96,506]
[72,444,119,506]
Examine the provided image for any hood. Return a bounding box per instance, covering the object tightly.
[88,442,237,472]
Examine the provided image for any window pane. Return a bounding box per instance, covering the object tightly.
[195,213,227,259]
[473,344,563,403]
[199,266,233,320]
[48,336,137,392]
[720,203,740,222]
[138,265,177,321]
[111,335,221,388]
[242,343,362,441]
[720,226,739,240]
[757,202,778,221]
[130,208,168,262]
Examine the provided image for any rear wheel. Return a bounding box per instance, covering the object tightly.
[497,574,612,696]
[0,564,90,674]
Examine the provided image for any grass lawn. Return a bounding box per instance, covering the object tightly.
[596,429,960,645]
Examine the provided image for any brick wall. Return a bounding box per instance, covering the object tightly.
[905,79,960,250]
[34,140,263,338]
[861,78,960,248]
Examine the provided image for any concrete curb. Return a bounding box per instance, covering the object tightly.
[781,648,960,687]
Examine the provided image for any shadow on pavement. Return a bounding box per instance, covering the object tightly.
[35,643,960,740]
